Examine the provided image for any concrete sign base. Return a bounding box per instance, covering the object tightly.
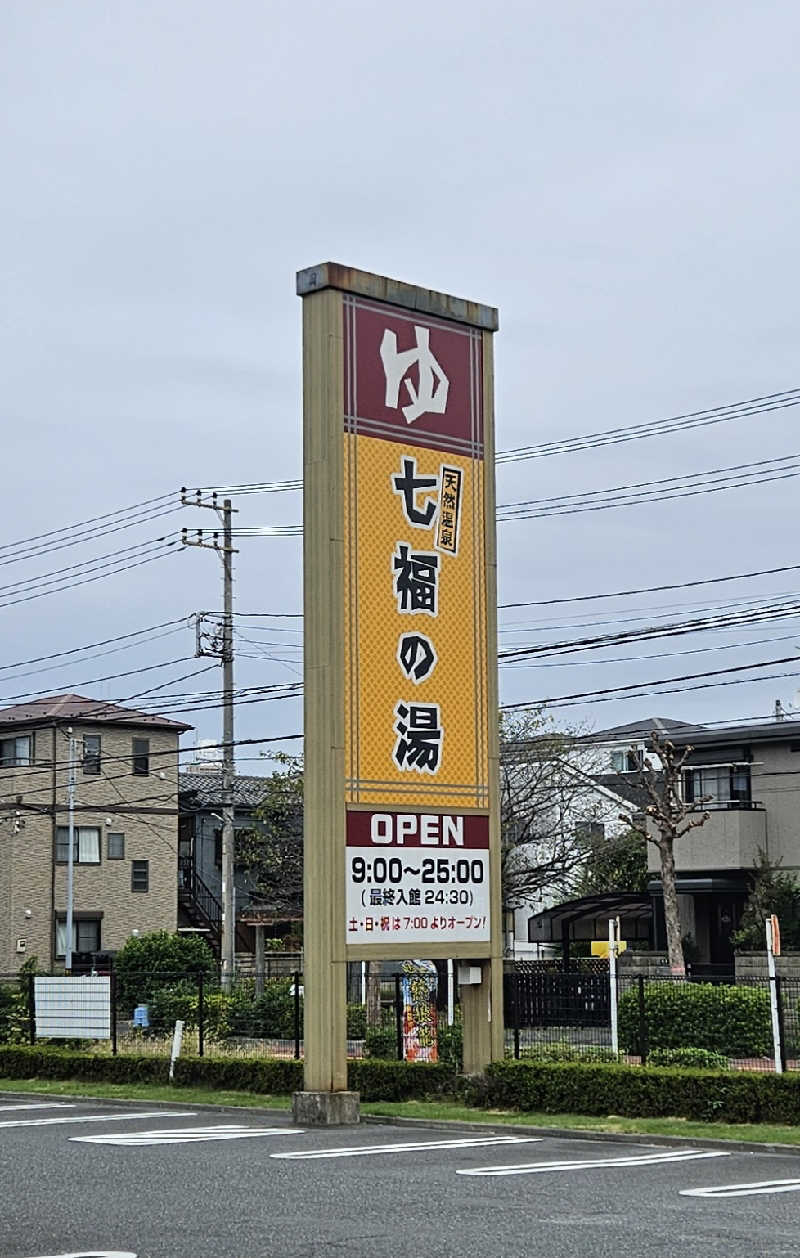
[292,1090,361,1127]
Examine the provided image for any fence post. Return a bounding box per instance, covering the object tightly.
[293,971,301,1060]
[27,972,35,1045]
[512,972,521,1060]
[197,972,205,1058]
[394,974,404,1061]
[637,975,648,1066]
[775,976,788,1074]
[111,972,117,1057]
[766,919,783,1074]
[608,919,619,1057]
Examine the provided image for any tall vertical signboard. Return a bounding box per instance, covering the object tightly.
[299,264,501,1106]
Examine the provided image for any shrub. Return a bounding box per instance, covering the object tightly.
[437,1018,463,1071]
[482,1059,800,1125]
[227,980,298,1039]
[519,1042,619,1064]
[365,1024,398,1060]
[0,1046,454,1102]
[349,1058,454,1101]
[347,1003,367,1040]
[0,982,27,1045]
[618,982,772,1058]
[648,1047,730,1071]
[114,931,216,1013]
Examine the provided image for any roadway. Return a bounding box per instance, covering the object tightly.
[1,1094,799,1257]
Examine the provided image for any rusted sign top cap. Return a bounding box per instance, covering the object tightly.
[296,262,499,332]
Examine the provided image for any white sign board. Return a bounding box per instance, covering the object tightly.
[345,810,490,947]
[34,977,111,1040]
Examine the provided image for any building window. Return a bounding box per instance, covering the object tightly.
[131,860,149,892]
[55,916,101,957]
[0,734,32,768]
[107,832,125,860]
[610,748,643,773]
[55,826,101,864]
[132,737,150,776]
[82,734,101,776]
[575,820,606,842]
[684,765,752,808]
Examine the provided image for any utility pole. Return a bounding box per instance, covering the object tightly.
[65,730,77,975]
[181,490,238,990]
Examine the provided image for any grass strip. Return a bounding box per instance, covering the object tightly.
[0,1078,291,1109]
[360,1099,800,1146]
[4,1080,800,1148]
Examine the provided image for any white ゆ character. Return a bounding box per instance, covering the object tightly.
[380,326,449,425]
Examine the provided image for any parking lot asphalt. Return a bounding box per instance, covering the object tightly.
[2,1094,800,1258]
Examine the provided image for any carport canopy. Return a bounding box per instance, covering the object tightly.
[527,892,653,960]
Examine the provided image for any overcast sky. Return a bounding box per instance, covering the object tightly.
[3,1,800,763]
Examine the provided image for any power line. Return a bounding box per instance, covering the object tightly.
[504,652,800,711]
[0,492,177,556]
[0,545,180,611]
[498,459,800,521]
[500,630,800,670]
[499,560,800,610]
[499,599,800,661]
[0,618,190,676]
[1,504,184,569]
[0,656,197,707]
[217,451,800,537]
[0,536,178,597]
[495,388,800,463]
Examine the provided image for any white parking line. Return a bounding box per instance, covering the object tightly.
[272,1136,541,1160]
[458,1149,730,1177]
[0,1102,75,1112]
[681,1178,800,1199]
[0,1110,195,1129]
[29,1251,138,1257]
[71,1124,303,1147]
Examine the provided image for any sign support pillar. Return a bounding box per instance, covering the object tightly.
[295,264,501,1121]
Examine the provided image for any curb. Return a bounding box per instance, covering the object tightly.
[2,1088,799,1157]
[360,1112,800,1157]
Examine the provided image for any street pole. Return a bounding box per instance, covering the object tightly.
[181,490,237,990]
[65,731,77,974]
[220,499,235,991]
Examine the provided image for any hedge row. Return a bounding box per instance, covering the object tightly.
[3,1046,799,1124]
[618,981,773,1057]
[0,1047,451,1101]
[483,1060,800,1125]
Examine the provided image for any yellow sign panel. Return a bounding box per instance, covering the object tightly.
[343,432,488,808]
[591,940,628,957]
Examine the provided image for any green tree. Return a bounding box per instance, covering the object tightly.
[576,828,649,896]
[732,852,800,951]
[237,754,304,918]
[114,930,216,1012]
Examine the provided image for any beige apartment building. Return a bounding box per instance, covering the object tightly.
[0,694,190,973]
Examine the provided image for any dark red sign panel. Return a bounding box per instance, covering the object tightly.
[343,298,483,458]
[346,809,489,849]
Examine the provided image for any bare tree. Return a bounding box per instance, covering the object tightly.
[617,731,710,976]
[500,711,608,909]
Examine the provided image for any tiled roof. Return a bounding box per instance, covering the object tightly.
[179,772,272,809]
[0,693,192,731]
[583,716,704,743]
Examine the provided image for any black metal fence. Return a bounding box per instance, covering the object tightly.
[3,964,798,1073]
[505,966,800,1072]
[0,968,444,1063]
